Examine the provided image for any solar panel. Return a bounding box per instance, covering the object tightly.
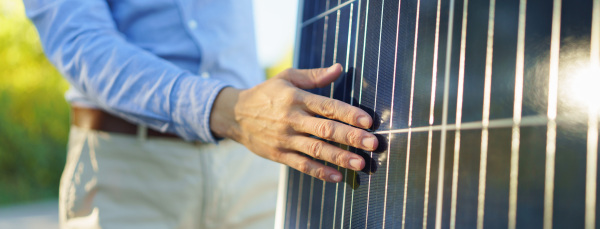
[275,0,600,228]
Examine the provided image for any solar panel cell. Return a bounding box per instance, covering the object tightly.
[482,128,511,229]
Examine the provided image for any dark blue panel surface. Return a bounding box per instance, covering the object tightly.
[483,128,511,229]
[516,126,546,228]
[489,0,519,120]
[454,130,481,228]
[521,0,552,117]
[307,168,323,229]
[459,0,489,123]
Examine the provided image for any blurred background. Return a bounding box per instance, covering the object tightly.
[0,0,297,227]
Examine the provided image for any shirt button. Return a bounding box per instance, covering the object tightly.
[201,72,210,79]
[188,20,197,29]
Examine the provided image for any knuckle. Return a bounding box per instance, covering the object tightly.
[319,99,336,117]
[297,161,311,174]
[282,87,296,97]
[310,69,321,79]
[279,89,296,106]
[288,89,303,104]
[308,141,324,159]
[315,167,326,180]
[274,136,286,149]
[281,68,294,76]
[271,151,283,162]
[346,109,359,123]
[316,121,335,139]
[334,151,346,166]
[347,130,363,146]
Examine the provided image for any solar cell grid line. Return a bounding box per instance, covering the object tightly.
[587,1,600,229]
[335,4,355,228]
[400,0,421,227]
[435,0,457,227]
[381,0,404,227]
[333,4,355,228]
[344,0,367,227]
[287,170,300,229]
[329,0,341,10]
[554,1,594,227]
[361,0,385,228]
[428,0,443,127]
[286,5,313,225]
[456,0,493,224]
[327,9,341,99]
[290,10,316,227]
[487,1,518,122]
[330,4,350,228]
[373,115,546,135]
[476,0,495,228]
[285,168,295,229]
[515,1,552,226]
[296,172,305,229]
[422,127,434,228]
[320,0,336,99]
[317,5,340,229]
[302,0,314,23]
[422,0,444,227]
[305,7,329,228]
[449,0,470,227]
[342,1,364,228]
[383,0,419,225]
[401,130,413,229]
[347,0,372,227]
[364,0,402,226]
[430,1,450,128]
[302,0,356,27]
[508,1,527,228]
[544,0,561,228]
[298,14,325,229]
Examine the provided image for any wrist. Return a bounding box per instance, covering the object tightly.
[209,87,242,141]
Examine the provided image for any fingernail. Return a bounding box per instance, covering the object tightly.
[362,136,376,150]
[330,174,342,182]
[349,158,364,170]
[327,64,339,73]
[357,115,371,128]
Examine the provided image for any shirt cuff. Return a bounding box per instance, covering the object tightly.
[169,74,230,144]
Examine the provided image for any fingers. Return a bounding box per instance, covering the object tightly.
[300,93,373,129]
[279,150,344,183]
[294,116,378,152]
[281,64,343,89]
[287,136,365,172]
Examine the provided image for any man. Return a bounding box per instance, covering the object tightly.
[24,0,379,228]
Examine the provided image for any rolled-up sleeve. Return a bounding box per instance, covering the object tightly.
[23,0,228,143]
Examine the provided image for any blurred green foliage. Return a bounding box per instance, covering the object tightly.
[0,0,69,205]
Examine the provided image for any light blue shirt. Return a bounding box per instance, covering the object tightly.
[24,0,264,143]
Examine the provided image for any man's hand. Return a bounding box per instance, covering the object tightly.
[209,64,378,183]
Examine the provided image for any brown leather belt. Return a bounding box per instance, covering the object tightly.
[71,106,180,139]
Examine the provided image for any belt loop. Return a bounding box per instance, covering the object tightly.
[137,125,148,141]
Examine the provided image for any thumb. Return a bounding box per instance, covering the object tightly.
[281,64,342,89]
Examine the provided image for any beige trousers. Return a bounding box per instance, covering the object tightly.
[59,126,279,229]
